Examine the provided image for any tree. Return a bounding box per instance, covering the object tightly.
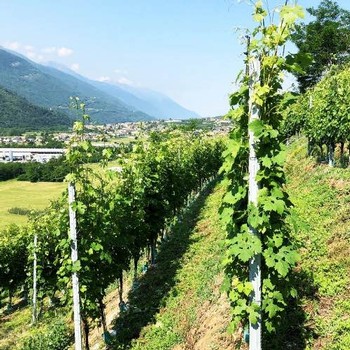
[291,0,350,92]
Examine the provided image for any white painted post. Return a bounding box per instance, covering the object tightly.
[68,182,83,350]
[32,233,38,325]
[328,143,334,167]
[248,57,261,350]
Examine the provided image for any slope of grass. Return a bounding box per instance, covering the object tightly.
[111,181,233,350]
[0,180,65,228]
[285,137,350,349]
[109,137,350,350]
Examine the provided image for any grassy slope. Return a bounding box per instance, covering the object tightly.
[0,180,65,228]
[112,138,350,350]
[111,182,233,350]
[285,138,350,349]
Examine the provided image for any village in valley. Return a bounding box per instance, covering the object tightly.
[0,117,231,163]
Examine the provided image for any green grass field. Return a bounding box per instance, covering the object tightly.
[0,180,65,229]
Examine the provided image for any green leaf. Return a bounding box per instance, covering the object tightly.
[72,260,81,273]
[91,242,103,252]
[230,232,262,262]
[265,300,280,318]
[272,234,283,248]
[248,307,259,325]
[249,119,264,137]
[275,260,289,277]
[280,4,304,25]
[261,156,273,168]
[272,150,287,165]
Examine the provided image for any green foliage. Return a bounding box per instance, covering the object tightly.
[7,207,32,215]
[282,64,350,164]
[220,0,302,336]
[0,162,26,181]
[0,157,70,183]
[17,157,70,182]
[0,95,223,348]
[21,319,72,350]
[291,0,350,91]
[10,98,224,346]
[0,225,29,307]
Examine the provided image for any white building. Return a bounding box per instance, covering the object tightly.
[0,148,65,163]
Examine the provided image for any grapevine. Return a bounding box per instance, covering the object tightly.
[283,64,350,166]
[220,0,303,337]
[0,101,224,348]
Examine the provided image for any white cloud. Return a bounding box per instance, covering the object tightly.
[24,45,34,51]
[1,41,74,63]
[57,47,73,57]
[117,77,133,85]
[25,50,44,62]
[4,41,21,50]
[98,76,111,82]
[70,63,80,71]
[41,46,74,58]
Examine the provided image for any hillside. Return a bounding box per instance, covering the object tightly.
[1,138,350,349]
[109,181,233,350]
[0,86,71,132]
[0,180,234,350]
[282,138,350,349]
[107,138,350,349]
[0,49,153,124]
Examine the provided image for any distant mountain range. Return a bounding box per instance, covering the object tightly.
[0,48,200,129]
[46,62,200,120]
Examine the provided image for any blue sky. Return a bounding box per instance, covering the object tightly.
[0,0,349,117]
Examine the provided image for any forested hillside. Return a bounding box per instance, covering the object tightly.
[0,86,71,133]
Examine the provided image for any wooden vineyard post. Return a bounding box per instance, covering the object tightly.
[68,182,83,350]
[31,233,38,325]
[248,57,261,350]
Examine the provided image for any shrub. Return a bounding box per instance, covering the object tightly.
[21,319,72,350]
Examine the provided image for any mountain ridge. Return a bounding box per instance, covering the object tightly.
[0,48,200,125]
[0,48,153,124]
[45,62,201,119]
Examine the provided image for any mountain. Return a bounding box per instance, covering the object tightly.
[46,62,201,119]
[0,85,71,132]
[96,83,200,119]
[0,49,153,123]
